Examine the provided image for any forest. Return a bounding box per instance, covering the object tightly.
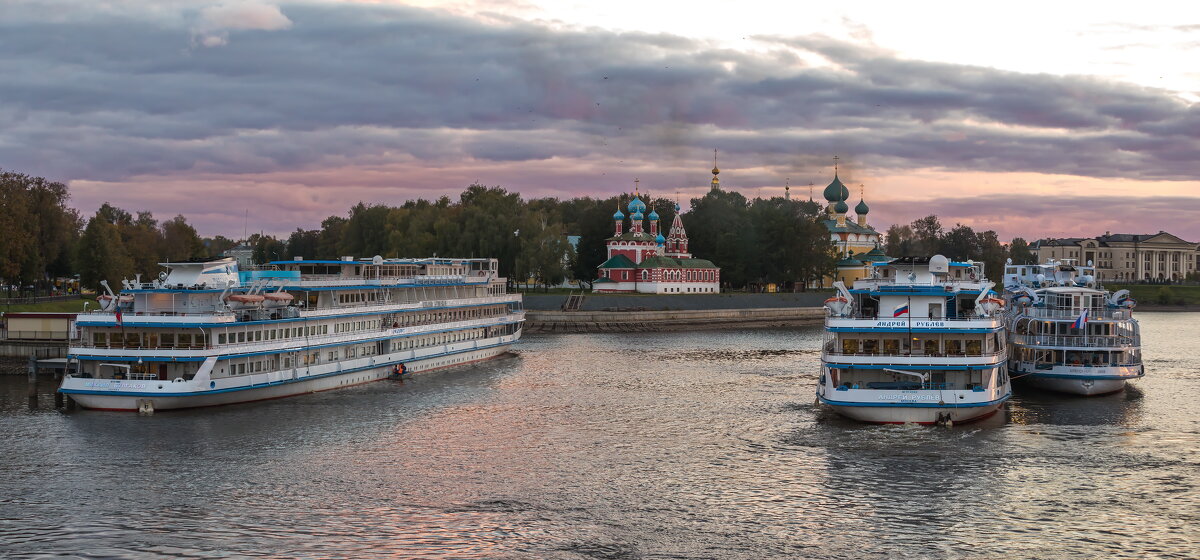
[1,168,1033,294]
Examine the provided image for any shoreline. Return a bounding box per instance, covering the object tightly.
[524,307,825,334]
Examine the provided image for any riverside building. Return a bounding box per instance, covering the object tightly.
[1031,232,1200,282]
[594,178,720,294]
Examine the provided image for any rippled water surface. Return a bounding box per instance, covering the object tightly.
[2,313,1198,558]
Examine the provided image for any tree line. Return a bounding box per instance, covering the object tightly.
[1,169,845,294]
[884,215,1036,281]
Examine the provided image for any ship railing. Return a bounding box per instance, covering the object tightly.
[301,295,520,317]
[830,312,995,320]
[822,346,1005,361]
[1014,307,1134,321]
[1010,334,1140,348]
[73,311,525,352]
[852,278,991,289]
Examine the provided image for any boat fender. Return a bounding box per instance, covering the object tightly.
[173,377,185,383]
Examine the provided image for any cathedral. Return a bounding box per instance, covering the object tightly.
[812,163,889,288]
[594,178,721,294]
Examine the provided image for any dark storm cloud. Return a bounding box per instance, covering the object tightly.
[0,1,1197,184]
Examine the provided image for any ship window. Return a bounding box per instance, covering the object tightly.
[219,333,227,345]
[254,331,262,342]
[238,332,246,343]
[94,332,106,346]
[162,333,174,347]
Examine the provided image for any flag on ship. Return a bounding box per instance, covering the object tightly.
[1072,308,1089,329]
[115,307,123,327]
[893,303,909,317]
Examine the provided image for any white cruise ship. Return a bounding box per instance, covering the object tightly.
[816,255,1012,425]
[59,256,524,412]
[1003,259,1142,395]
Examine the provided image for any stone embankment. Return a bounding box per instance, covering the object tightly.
[525,307,825,333]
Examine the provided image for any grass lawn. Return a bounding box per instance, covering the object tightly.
[1107,284,1200,306]
[1,298,95,314]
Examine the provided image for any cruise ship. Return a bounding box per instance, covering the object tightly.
[58,256,524,412]
[1003,259,1142,395]
[816,255,1012,425]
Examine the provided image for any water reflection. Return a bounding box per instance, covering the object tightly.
[0,316,1196,558]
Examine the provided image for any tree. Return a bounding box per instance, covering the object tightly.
[884,224,916,257]
[284,229,320,260]
[77,212,134,292]
[160,215,206,261]
[1009,238,1035,264]
[0,170,80,293]
[203,235,238,257]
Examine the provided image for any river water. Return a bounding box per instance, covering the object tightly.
[1,312,1197,559]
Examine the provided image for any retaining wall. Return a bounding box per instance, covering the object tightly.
[525,307,825,333]
[523,291,833,311]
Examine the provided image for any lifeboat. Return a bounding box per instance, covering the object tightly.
[97,294,134,311]
[226,294,265,304]
[978,297,1005,307]
[264,292,293,302]
[824,295,852,317]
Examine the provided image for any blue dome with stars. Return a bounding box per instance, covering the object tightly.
[627,196,646,214]
[648,209,659,221]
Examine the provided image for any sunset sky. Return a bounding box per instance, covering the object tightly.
[2,1,1198,242]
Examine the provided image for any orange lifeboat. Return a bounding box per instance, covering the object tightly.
[264,292,294,302]
[226,294,265,304]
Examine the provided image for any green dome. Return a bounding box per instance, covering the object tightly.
[855,198,869,215]
[834,199,849,213]
[823,174,850,202]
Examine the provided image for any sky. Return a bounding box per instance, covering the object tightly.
[1,0,1198,242]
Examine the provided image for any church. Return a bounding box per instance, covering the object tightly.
[811,163,889,288]
[594,179,721,294]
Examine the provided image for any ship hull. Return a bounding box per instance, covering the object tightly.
[62,343,514,412]
[818,394,1008,425]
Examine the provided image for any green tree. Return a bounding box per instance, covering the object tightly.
[77,212,134,292]
[1009,238,1035,264]
[160,215,206,261]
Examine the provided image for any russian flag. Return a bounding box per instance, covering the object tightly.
[893,303,909,317]
[1072,308,1089,329]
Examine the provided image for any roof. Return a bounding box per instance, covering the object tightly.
[639,256,681,269]
[598,254,637,269]
[676,258,717,269]
[606,232,657,242]
[836,257,864,267]
[858,247,892,262]
[822,218,879,235]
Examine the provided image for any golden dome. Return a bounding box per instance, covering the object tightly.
[711,167,720,175]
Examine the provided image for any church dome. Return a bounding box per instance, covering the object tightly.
[834,199,849,214]
[631,211,644,221]
[627,196,646,214]
[674,202,681,212]
[613,209,625,220]
[823,174,850,202]
[648,209,659,221]
[656,233,665,244]
[855,198,869,215]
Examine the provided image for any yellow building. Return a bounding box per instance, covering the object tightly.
[812,171,889,288]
